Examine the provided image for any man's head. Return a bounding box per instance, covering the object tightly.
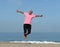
[29,10,33,15]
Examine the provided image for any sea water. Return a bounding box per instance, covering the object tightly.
[0,32,60,44]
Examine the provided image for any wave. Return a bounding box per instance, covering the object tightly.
[9,41,60,44]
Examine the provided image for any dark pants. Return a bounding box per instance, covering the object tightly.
[23,24,31,37]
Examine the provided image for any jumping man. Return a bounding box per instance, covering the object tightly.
[16,10,43,39]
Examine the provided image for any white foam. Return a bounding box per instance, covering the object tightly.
[9,41,60,44]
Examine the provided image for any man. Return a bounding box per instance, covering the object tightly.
[16,10,43,39]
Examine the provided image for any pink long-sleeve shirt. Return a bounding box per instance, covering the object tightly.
[23,12,36,24]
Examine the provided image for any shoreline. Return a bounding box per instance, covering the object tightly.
[0,41,60,44]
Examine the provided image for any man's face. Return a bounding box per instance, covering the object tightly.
[29,10,33,15]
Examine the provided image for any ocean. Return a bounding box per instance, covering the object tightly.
[0,32,60,44]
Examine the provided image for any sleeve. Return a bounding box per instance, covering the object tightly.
[32,14,36,18]
[24,12,26,15]
[24,12,28,16]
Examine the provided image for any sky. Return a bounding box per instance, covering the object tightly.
[0,0,60,33]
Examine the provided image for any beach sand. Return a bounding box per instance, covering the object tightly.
[0,42,60,47]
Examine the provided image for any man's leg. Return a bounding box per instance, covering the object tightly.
[27,24,31,35]
[23,24,27,39]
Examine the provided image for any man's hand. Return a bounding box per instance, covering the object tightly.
[16,10,20,13]
[40,15,43,17]
[16,10,24,14]
[36,14,43,17]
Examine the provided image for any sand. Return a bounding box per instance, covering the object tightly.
[0,42,60,47]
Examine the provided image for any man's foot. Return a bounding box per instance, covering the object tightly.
[24,35,27,39]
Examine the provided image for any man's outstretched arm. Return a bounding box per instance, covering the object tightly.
[35,15,43,17]
[16,10,24,14]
